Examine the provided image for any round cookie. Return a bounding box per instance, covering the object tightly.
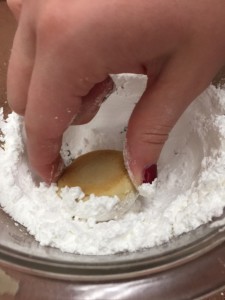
[58,150,137,221]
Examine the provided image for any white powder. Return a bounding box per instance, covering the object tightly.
[1,74,225,255]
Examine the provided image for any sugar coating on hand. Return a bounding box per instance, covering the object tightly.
[0,74,225,255]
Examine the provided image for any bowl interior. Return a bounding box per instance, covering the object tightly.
[1,1,225,278]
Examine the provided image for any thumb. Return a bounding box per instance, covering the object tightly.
[125,53,218,186]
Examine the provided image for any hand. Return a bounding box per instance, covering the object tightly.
[7,0,225,185]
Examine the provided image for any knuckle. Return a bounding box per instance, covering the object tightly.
[25,122,57,140]
[141,132,168,146]
[26,119,59,138]
[140,125,171,146]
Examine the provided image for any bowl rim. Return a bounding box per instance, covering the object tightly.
[0,224,224,281]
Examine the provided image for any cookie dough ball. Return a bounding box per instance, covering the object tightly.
[58,150,137,221]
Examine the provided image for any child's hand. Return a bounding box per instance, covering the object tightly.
[7,0,225,184]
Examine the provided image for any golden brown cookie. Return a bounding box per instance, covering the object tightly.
[58,150,136,199]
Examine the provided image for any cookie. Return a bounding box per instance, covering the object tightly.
[58,150,137,221]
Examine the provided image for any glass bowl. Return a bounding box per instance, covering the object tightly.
[1,3,225,299]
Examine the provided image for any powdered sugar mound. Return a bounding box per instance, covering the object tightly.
[1,75,225,255]
[60,186,120,221]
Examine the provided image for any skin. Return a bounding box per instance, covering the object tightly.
[6,0,225,185]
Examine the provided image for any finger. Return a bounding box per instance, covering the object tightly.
[7,0,23,21]
[7,9,35,115]
[125,50,220,186]
[24,53,99,183]
[73,76,115,125]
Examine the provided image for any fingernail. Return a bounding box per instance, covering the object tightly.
[50,159,65,184]
[143,164,157,184]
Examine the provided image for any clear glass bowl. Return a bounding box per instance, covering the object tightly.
[1,3,225,299]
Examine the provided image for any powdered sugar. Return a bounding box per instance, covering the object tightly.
[0,74,225,255]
